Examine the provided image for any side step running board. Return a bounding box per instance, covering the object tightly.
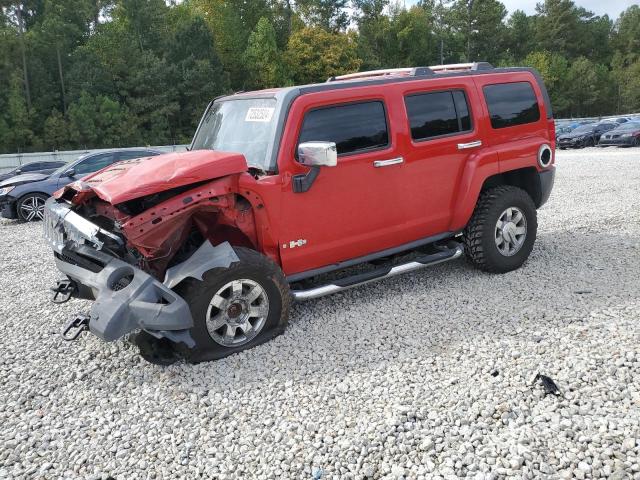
[291,243,464,301]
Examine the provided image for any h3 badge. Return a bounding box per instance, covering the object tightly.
[283,239,307,249]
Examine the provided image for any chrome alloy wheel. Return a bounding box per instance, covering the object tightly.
[205,279,269,347]
[495,206,527,256]
[19,195,46,221]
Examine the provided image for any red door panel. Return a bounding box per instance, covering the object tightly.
[276,89,414,276]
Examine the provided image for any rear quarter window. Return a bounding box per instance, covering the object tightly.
[298,101,389,156]
[483,82,540,129]
[404,90,472,141]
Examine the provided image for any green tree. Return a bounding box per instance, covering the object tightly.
[43,108,69,149]
[193,0,271,88]
[168,9,229,140]
[565,57,612,117]
[35,0,93,113]
[243,17,288,89]
[523,51,569,115]
[4,72,34,151]
[612,5,640,61]
[505,10,533,61]
[67,92,138,148]
[352,0,391,68]
[534,0,612,63]
[448,0,508,63]
[295,0,349,32]
[285,26,361,84]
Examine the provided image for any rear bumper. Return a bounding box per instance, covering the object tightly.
[43,198,195,346]
[538,167,555,208]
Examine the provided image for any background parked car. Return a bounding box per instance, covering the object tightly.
[557,122,617,149]
[610,117,632,124]
[0,161,66,182]
[598,122,640,147]
[0,148,162,222]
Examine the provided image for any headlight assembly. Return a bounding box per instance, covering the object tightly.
[621,133,632,138]
[0,186,15,196]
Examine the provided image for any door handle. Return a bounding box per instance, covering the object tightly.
[373,157,404,168]
[457,140,482,150]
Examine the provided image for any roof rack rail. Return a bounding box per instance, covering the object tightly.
[429,62,494,72]
[326,62,494,82]
[327,66,434,82]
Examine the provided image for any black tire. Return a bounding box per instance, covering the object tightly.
[585,137,594,147]
[17,193,49,222]
[173,247,291,363]
[463,186,537,273]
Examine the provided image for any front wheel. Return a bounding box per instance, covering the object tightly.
[463,186,537,273]
[174,247,291,363]
[17,193,49,222]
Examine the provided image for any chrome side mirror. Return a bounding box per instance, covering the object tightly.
[297,141,337,167]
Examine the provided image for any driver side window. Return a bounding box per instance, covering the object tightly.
[74,153,115,176]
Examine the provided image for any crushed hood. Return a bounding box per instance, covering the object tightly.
[79,150,248,204]
[0,172,48,188]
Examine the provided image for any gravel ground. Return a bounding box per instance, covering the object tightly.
[1,147,639,480]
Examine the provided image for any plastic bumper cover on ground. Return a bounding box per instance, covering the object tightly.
[44,198,195,347]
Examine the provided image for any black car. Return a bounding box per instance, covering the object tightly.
[598,122,640,147]
[0,148,162,222]
[0,161,66,182]
[557,122,617,149]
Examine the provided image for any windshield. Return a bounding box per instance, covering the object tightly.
[572,125,595,134]
[191,98,278,170]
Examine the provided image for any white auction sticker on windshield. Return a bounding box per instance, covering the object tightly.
[245,107,275,122]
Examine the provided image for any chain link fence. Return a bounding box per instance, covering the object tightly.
[0,145,188,173]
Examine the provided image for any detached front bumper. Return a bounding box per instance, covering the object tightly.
[43,198,195,347]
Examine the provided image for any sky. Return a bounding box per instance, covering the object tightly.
[404,0,637,19]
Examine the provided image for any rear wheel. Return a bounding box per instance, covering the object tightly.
[463,186,537,273]
[17,193,48,222]
[585,137,595,147]
[173,247,291,363]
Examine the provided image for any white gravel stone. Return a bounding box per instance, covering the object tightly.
[0,147,640,479]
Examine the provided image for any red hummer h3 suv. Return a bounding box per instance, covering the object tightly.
[44,62,555,364]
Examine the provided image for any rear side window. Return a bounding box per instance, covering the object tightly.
[74,153,115,175]
[483,82,540,129]
[298,101,389,156]
[404,90,472,141]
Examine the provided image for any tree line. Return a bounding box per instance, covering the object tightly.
[0,0,639,154]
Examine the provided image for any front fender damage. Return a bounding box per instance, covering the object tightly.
[163,240,239,289]
[48,177,253,353]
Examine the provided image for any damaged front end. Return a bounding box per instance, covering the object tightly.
[43,150,261,353]
[44,198,200,347]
